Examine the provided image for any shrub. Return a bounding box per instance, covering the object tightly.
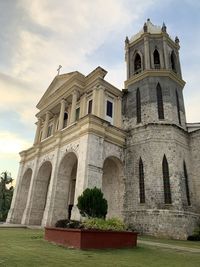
[187,235,200,241]
[77,187,108,218]
[187,223,200,241]
[55,219,83,229]
[83,218,126,231]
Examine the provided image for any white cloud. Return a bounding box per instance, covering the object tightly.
[0,131,32,156]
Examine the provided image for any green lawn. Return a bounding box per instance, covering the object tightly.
[0,229,200,267]
[139,235,200,249]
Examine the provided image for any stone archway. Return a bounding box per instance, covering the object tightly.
[29,161,52,225]
[52,152,78,224]
[102,156,124,219]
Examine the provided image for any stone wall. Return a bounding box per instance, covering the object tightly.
[189,129,200,211]
[122,76,186,130]
[123,123,199,238]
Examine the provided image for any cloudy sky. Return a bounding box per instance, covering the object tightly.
[0,0,200,180]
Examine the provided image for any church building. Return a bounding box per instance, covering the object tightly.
[7,20,200,239]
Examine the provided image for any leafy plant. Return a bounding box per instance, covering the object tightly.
[0,171,14,222]
[83,218,126,231]
[187,223,200,241]
[77,187,107,218]
[55,219,83,229]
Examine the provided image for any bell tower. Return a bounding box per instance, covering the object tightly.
[123,19,186,129]
[122,20,199,239]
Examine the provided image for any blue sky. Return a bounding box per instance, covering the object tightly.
[0,0,200,180]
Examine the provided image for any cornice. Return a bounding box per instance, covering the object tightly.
[124,69,186,88]
[128,32,178,51]
[19,115,126,163]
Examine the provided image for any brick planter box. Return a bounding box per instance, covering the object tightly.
[45,227,138,249]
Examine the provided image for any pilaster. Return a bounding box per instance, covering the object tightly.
[58,99,66,130]
[163,35,169,69]
[70,90,78,124]
[21,150,40,225]
[97,86,105,119]
[80,93,87,118]
[42,111,51,140]
[92,87,99,116]
[114,97,122,128]
[34,118,42,145]
[144,35,150,69]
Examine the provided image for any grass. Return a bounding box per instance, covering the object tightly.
[0,229,200,267]
[139,235,200,249]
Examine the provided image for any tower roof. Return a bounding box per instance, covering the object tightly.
[130,19,163,43]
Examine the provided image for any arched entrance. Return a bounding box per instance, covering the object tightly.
[102,156,124,219]
[29,161,52,225]
[52,152,78,223]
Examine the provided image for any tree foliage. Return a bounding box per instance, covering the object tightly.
[77,187,108,218]
[0,171,14,221]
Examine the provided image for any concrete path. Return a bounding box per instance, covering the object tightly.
[0,223,43,229]
[0,223,27,228]
[138,240,200,253]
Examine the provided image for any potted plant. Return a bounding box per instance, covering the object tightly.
[45,187,138,249]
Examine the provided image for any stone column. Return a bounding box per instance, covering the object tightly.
[80,93,87,118]
[41,138,61,226]
[97,86,105,119]
[163,36,169,69]
[21,150,40,225]
[58,99,66,130]
[70,90,78,124]
[6,159,26,223]
[144,35,150,70]
[92,86,99,116]
[33,118,42,145]
[114,97,122,127]
[52,115,58,134]
[41,111,51,140]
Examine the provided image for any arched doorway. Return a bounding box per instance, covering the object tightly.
[52,152,78,223]
[29,161,52,225]
[102,156,124,219]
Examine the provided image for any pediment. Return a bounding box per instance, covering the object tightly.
[37,72,76,109]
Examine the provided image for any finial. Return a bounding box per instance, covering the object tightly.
[57,65,62,75]
[143,22,147,32]
[125,36,129,44]
[162,22,167,33]
[175,36,180,44]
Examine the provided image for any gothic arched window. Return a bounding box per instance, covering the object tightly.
[183,161,191,206]
[139,158,145,203]
[176,90,181,125]
[156,83,164,119]
[134,53,142,74]
[162,155,172,204]
[171,51,176,72]
[153,49,160,69]
[136,88,141,123]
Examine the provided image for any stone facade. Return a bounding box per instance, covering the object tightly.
[7,20,200,239]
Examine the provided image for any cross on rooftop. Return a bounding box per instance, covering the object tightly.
[57,65,62,75]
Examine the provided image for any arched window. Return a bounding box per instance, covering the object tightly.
[171,51,176,72]
[176,90,181,125]
[162,155,172,204]
[139,158,145,203]
[156,83,164,119]
[136,88,141,123]
[63,112,68,128]
[134,53,142,74]
[183,161,191,206]
[153,49,160,69]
